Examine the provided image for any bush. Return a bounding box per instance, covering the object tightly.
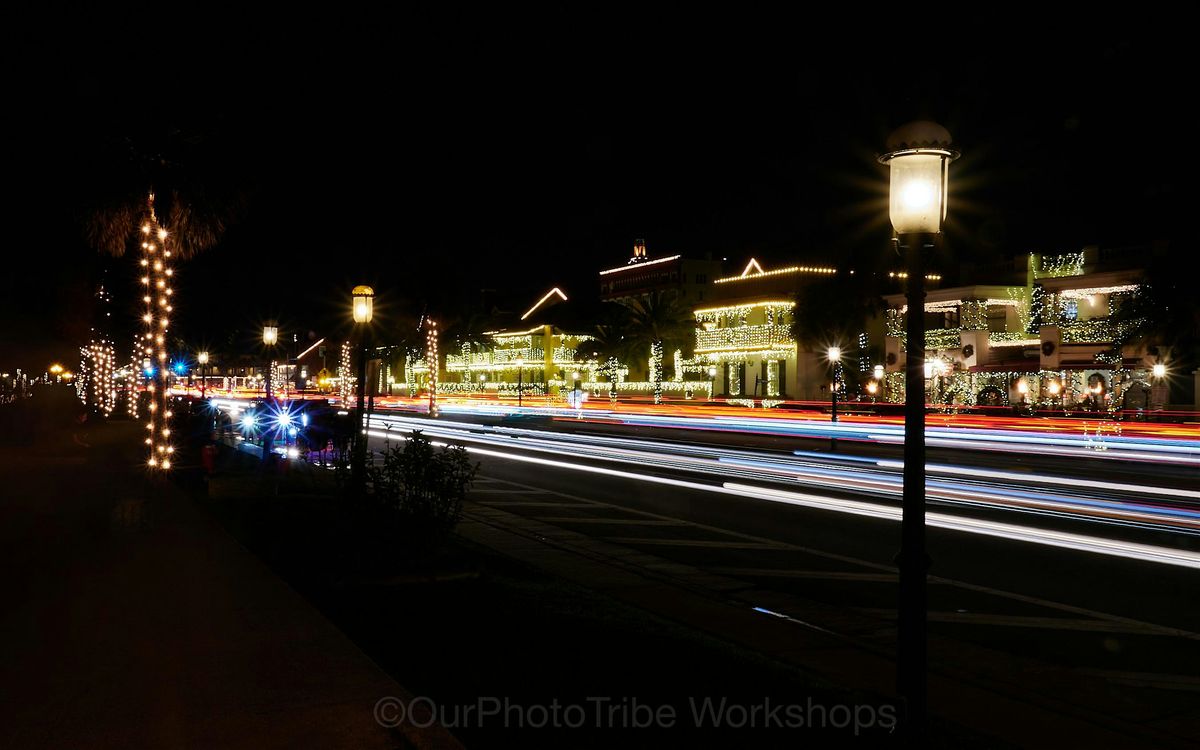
[369,430,477,549]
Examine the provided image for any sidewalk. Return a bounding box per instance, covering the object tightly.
[0,420,459,750]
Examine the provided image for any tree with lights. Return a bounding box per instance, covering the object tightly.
[618,292,694,404]
[1103,249,1199,405]
[790,270,889,399]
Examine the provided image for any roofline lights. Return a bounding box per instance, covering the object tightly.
[520,287,568,320]
[599,254,682,275]
[714,259,836,284]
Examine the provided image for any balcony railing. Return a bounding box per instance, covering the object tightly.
[695,324,793,353]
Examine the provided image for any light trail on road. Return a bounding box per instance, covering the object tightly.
[357,413,1200,563]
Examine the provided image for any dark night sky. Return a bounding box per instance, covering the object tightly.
[2,22,1190,372]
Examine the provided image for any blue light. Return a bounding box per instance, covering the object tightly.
[300,413,309,427]
[287,427,297,438]
[172,361,187,375]
[277,412,293,428]
[241,414,257,430]
[144,366,157,377]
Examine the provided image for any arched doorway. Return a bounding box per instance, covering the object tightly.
[977,386,1006,407]
[1084,373,1108,410]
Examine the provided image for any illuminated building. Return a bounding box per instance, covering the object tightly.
[435,286,595,396]
[690,257,857,399]
[599,239,723,305]
[882,246,1169,412]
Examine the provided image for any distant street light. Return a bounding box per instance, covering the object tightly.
[1016,378,1030,413]
[708,365,718,400]
[880,120,958,735]
[350,285,374,497]
[827,347,842,424]
[516,357,525,408]
[198,351,210,399]
[1152,362,1166,379]
[262,325,278,466]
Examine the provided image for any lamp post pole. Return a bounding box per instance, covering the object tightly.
[198,351,209,400]
[827,347,842,452]
[828,347,841,423]
[708,365,718,401]
[262,326,278,467]
[880,121,958,737]
[517,357,525,408]
[350,286,374,498]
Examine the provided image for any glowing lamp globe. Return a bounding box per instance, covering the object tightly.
[827,346,841,362]
[263,326,278,346]
[198,351,209,365]
[352,285,375,324]
[1152,363,1166,379]
[879,121,959,235]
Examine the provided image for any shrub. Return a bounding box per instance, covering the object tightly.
[369,430,477,548]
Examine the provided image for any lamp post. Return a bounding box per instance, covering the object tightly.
[198,351,209,399]
[1016,378,1029,414]
[1151,362,1167,418]
[351,285,374,497]
[880,120,958,735]
[262,325,278,466]
[478,373,487,394]
[827,347,842,423]
[708,365,718,400]
[516,357,525,408]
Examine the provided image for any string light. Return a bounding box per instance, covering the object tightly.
[139,193,174,469]
[714,259,836,284]
[339,341,355,406]
[426,320,439,416]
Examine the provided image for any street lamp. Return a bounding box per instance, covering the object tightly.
[708,365,718,400]
[262,325,278,466]
[1152,362,1166,379]
[1016,378,1029,413]
[516,357,525,408]
[350,285,374,497]
[827,346,842,423]
[478,373,487,393]
[198,351,209,399]
[880,120,958,733]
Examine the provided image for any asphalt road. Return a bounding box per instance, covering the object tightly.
[363,408,1200,743]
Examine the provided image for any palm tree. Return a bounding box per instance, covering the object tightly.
[577,304,638,403]
[790,272,885,353]
[1105,250,1199,403]
[77,122,251,260]
[789,271,885,393]
[619,292,695,404]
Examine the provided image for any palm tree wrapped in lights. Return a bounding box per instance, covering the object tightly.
[620,292,694,405]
